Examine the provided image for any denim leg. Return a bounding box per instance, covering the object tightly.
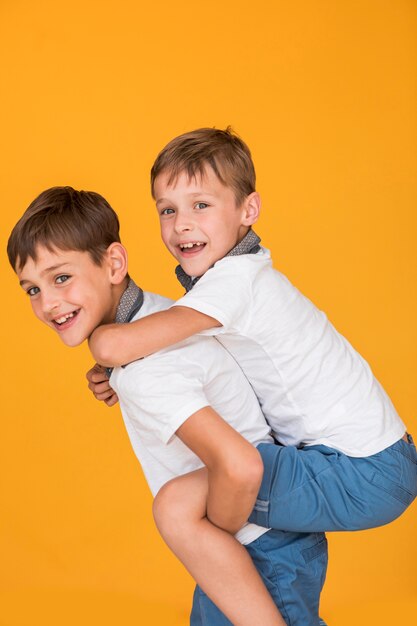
[245,530,327,626]
[190,530,328,626]
[190,586,233,626]
[249,437,417,532]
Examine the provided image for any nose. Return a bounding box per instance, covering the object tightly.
[40,288,61,315]
[173,211,194,234]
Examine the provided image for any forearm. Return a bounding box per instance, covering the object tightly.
[88,306,221,367]
[88,321,146,367]
[175,406,264,534]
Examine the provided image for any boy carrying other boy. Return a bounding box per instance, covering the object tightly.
[8,187,328,626]
[88,127,417,593]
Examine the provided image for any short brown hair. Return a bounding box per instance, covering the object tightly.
[7,186,121,271]
[150,127,256,205]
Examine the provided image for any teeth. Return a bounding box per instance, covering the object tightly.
[180,242,203,249]
[55,312,75,325]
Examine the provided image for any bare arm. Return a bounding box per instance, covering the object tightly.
[88,306,221,368]
[175,405,263,534]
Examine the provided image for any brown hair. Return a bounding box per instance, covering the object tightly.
[7,186,121,271]
[150,127,256,204]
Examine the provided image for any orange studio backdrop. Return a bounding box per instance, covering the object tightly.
[1,1,416,624]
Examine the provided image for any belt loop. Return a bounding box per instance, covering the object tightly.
[256,442,279,502]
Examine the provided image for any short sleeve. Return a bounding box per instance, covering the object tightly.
[113,349,210,445]
[173,256,254,334]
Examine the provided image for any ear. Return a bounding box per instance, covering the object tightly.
[241,192,261,226]
[105,242,128,285]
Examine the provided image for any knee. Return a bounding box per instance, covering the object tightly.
[152,479,187,543]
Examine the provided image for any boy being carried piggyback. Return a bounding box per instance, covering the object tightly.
[89,126,417,590]
[8,186,328,626]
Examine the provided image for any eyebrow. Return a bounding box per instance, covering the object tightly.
[156,192,217,207]
[19,262,71,286]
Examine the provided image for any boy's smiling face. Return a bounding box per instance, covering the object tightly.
[154,166,260,277]
[17,245,124,347]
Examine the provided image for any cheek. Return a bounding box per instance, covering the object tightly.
[30,299,43,320]
[65,282,87,303]
[204,217,231,241]
[160,223,172,245]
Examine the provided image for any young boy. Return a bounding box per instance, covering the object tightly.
[88,127,417,574]
[8,186,328,626]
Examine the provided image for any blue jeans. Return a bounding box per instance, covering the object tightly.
[190,529,328,626]
[249,434,417,532]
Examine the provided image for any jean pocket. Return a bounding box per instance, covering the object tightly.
[396,437,417,464]
[301,535,328,564]
[371,471,415,506]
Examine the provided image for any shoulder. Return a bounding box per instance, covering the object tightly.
[140,291,174,316]
[172,254,274,327]
[112,337,217,435]
[190,249,271,293]
[117,335,220,391]
[214,247,272,272]
[198,248,272,296]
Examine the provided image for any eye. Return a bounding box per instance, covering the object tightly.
[56,274,70,284]
[160,208,175,216]
[195,202,208,210]
[27,286,40,297]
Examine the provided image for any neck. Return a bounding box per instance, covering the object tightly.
[107,276,130,323]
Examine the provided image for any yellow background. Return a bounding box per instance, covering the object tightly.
[1,1,416,624]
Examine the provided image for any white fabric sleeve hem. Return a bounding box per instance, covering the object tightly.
[171,298,232,334]
[160,401,211,445]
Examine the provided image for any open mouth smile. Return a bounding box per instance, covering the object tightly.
[178,242,206,256]
[51,310,80,330]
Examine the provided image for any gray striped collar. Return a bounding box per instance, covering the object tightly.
[105,278,144,377]
[115,278,144,324]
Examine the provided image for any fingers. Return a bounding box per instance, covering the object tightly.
[105,392,119,407]
[86,363,108,384]
[89,380,114,401]
[87,377,109,393]
[86,363,118,406]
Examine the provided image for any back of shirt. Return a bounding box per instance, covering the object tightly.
[110,290,273,545]
[174,248,405,457]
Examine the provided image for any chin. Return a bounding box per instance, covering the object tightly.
[58,334,87,348]
[182,259,211,275]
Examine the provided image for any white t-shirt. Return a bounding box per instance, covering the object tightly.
[173,248,406,457]
[110,291,273,545]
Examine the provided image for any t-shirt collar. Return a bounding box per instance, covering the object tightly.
[105,278,144,378]
[175,229,261,293]
[114,278,144,324]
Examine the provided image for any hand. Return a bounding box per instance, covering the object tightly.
[86,363,119,407]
